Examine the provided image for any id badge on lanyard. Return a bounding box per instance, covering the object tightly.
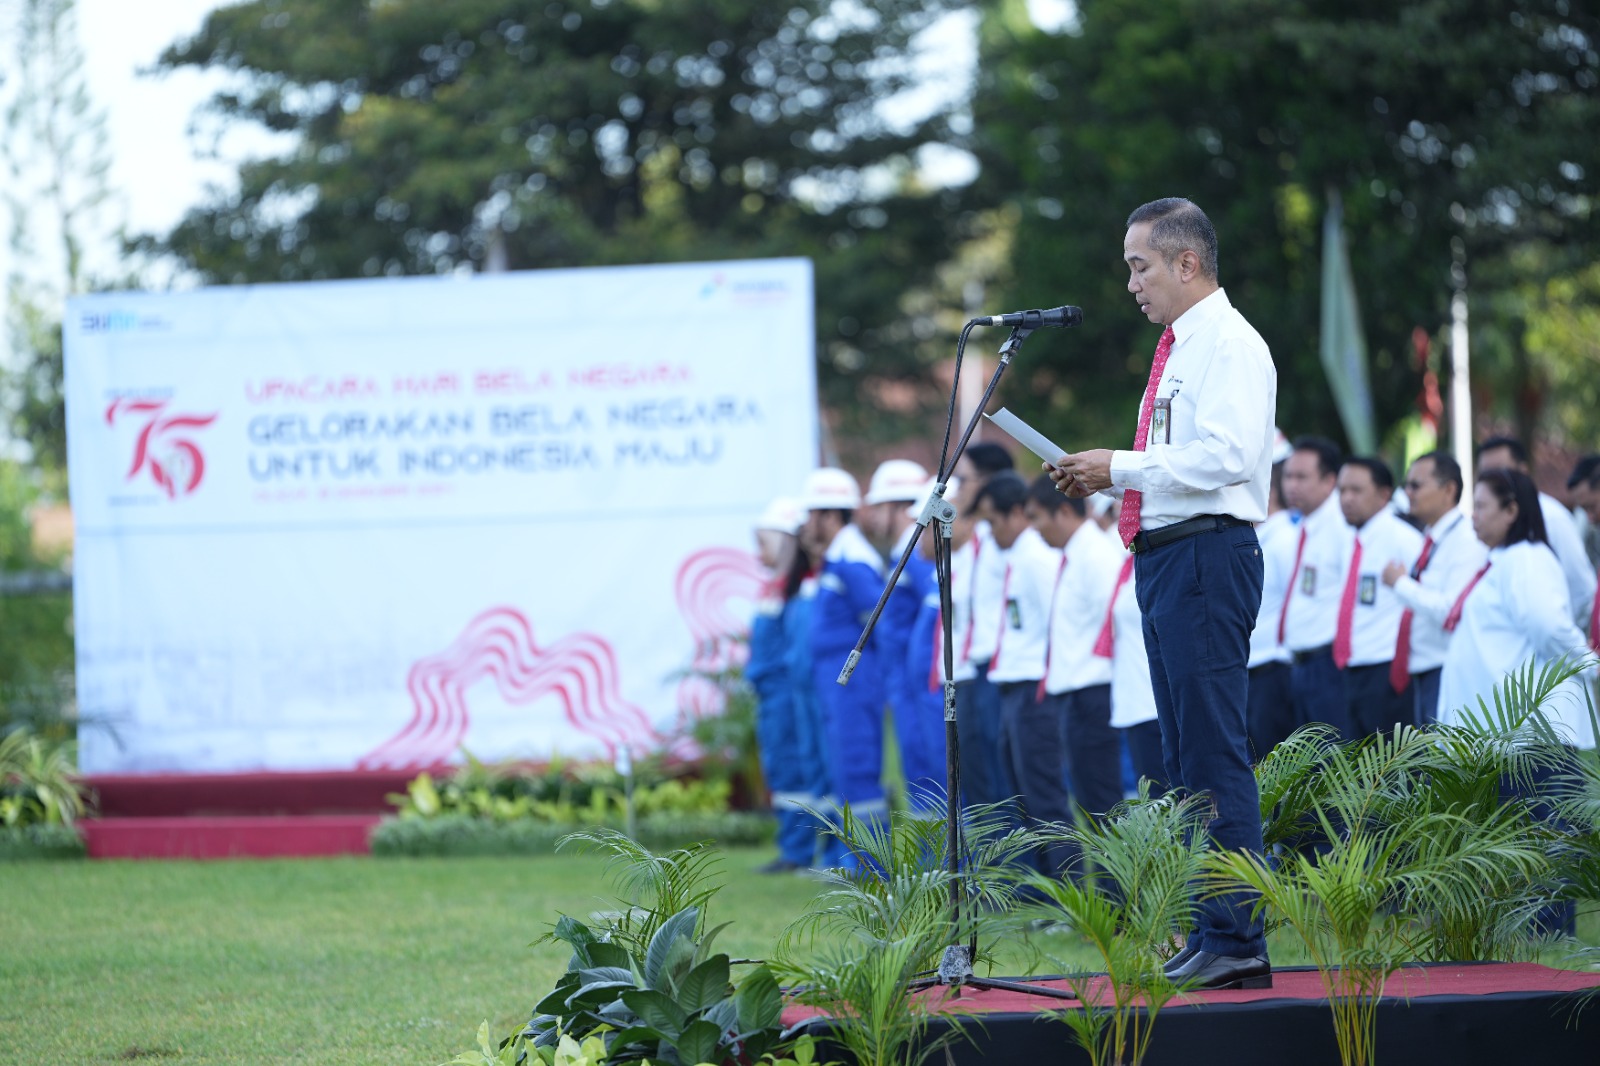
[1151,397,1173,445]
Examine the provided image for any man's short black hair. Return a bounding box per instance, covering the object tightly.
[1341,456,1394,491]
[964,441,1015,477]
[1026,474,1085,517]
[1568,454,1600,491]
[1292,435,1343,480]
[1476,435,1529,467]
[1412,450,1464,504]
[973,471,1027,515]
[1127,198,1219,281]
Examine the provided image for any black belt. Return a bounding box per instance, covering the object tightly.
[1290,644,1333,666]
[1129,513,1251,554]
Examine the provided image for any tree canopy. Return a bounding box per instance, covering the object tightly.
[142,0,1600,461]
[972,0,1600,454]
[149,0,979,450]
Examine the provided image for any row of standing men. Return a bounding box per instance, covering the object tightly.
[747,433,1600,875]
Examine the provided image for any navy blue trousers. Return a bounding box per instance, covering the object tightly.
[1290,647,1349,736]
[1135,522,1267,958]
[1246,659,1295,761]
[1344,661,1413,740]
[998,680,1079,880]
[1122,720,1167,798]
[1060,683,1123,821]
[955,661,1011,810]
[1412,667,1442,726]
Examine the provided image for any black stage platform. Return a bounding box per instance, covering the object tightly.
[788,962,1600,1065]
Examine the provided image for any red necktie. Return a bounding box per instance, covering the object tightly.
[1332,537,1364,669]
[1038,553,1070,700]
[929,609,943,692]
[1443,562,1492,632]
[1389,534,1436,693]
[1093,555,1137,659]
[1590,575,1600,654]
[1118,326,1177,548]
[1278,525,1309,643]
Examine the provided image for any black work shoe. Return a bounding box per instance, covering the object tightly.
[755,857,800,874]
[1166,950,1272,990]
[1161,941,1201,978]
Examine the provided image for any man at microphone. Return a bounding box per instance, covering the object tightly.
[1048,197,1277,990]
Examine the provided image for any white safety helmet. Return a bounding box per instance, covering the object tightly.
[864,458,930,505]
[755,496,806,534]
[800,467,863,511]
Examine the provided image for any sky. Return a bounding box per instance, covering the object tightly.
[2,0,1072,299]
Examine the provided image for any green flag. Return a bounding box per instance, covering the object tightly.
[1319,189,1377,453]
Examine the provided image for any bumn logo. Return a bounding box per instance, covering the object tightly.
[105,397,219,499]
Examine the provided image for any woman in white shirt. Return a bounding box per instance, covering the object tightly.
[1437,468,1595,743]
[1437,467,1594,938]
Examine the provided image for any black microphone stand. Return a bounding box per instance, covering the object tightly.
[836,320,1078,1001]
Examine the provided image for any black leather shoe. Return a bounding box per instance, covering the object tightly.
[1161,942,1200,978]
[1166,950,1272,990]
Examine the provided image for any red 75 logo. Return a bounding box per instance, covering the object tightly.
[105,397,219,498]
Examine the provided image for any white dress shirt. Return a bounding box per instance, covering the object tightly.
[1044,520,1123,695]
[1540,493,1597,626]
[1108,288,1277,529]
[1390,509,1489,674]
[1281,491,1353,653]
[946,536,978,683]
[967,524,1007,667]
[1109,563,1159,728]
[1248,508,1298,668]
[1343,506,1426,667]
[986,527,1060,684]
[1438,540,1596,748]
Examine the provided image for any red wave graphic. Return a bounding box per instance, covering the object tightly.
[358,606,657,770]
[673,547,765,719]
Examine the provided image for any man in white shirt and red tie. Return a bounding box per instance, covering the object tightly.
[1025,475,1126,827]
[1279,436,1353,735]
[1246,444,1296,759]
[1381,451,1489,724]
[973,472,1076,883]
[1333,457,1425,738]
[952,442,1017,811]
[1050,197,1276,991]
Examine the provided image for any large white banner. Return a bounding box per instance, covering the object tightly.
[65,260,816,774]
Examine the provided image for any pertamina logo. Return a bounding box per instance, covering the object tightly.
[105,397,219,499]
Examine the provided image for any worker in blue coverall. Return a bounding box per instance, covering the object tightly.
[800,467,888,868]
[746,496,824,872]
[862,459,945,817]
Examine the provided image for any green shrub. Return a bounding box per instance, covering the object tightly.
[370,812,772,858]
[0,822,84,860]
[387,754,738,825]
[0,728,91,828]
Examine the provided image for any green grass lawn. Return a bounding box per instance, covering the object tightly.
[3,849,1597,1064]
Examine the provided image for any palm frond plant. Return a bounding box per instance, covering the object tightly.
[783,797,1040,973]
[1017,786,1213,1066]
[1211,703,1554,1066]
[773,800,1037,1066]
[553,828,727,959]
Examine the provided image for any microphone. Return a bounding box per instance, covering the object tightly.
[974,305,1082,329]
